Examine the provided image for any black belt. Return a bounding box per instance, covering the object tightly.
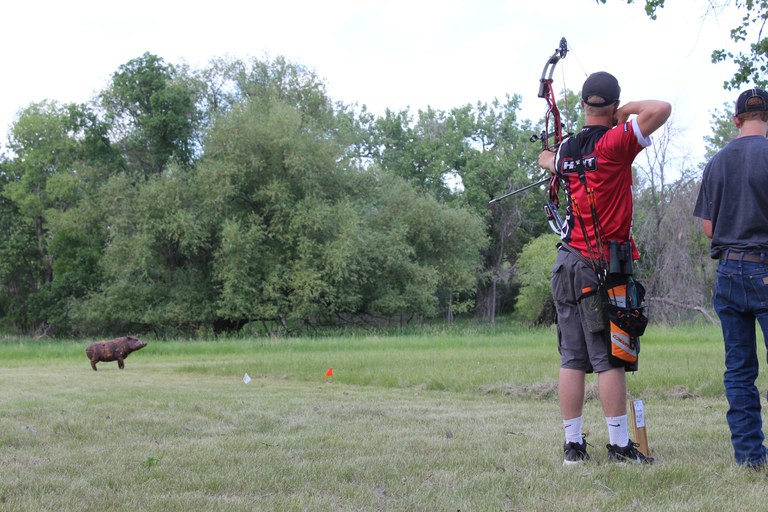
[720,252,766,263]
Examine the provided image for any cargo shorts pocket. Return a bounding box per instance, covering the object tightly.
[578,286,605,334]
[551,262,566,303]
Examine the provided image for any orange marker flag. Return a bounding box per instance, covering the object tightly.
[324,367,333,379]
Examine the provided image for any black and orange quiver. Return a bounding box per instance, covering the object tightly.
[605,275,647,371]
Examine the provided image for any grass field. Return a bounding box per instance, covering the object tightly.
[1,322,767,511]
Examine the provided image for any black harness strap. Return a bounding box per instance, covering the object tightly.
[561,132,608,284]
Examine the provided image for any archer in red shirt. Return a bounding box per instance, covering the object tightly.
[537,71,671,466]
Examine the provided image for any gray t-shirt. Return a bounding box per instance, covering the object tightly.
[693,135,768,258]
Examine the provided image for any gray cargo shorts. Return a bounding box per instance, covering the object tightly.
[551,248,612,373]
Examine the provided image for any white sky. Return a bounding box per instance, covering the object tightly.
[0,0,743,165]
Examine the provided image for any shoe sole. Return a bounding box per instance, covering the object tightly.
[608,455,654,464]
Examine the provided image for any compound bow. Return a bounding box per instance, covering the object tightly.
[489,37,569,235]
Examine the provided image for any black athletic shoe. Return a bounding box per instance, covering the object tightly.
[606,440,654,464]
[563,437,590,466]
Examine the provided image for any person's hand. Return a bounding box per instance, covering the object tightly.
[538,150,555,171]
[614,104,631,126]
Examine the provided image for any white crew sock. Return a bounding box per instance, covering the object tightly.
[563,416,583,444]
[606,415,629,447]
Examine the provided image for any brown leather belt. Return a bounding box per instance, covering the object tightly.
[721,252,766,263]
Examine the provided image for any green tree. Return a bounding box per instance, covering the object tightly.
[0,165,37,330]
[101,52,200,177]
[358,172,486,323]
[1,101,120,333]
[202,109,364,327]
[629,115,718,324]
[197,57,487,330]
[703,102,739,160]
[512,233,560,325]
[73,170,216,336]
[471,92,581,320]
[0,53,523,334]
[367,96,548,319]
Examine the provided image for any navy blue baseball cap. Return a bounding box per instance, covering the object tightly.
[735,88,768,115]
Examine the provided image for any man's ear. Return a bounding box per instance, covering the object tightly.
[732,115,742,129]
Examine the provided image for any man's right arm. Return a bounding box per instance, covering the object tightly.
[615,100,672,138]
[693,164,714,239]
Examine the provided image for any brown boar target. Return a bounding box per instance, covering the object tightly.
[85,336,147,371]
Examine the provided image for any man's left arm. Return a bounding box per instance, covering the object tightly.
[538,150,556,172]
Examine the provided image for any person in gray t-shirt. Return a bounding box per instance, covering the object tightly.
[693,88,768,469]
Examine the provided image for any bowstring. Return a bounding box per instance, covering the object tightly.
[557,40,589,137]
[559,52,569,138]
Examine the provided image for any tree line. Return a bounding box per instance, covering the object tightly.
[0,53,729,337]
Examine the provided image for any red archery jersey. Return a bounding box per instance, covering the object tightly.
[554,119,650,261]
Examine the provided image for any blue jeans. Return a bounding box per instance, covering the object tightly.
[714,256,768,466]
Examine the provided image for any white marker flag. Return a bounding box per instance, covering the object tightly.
[243,373,251,384]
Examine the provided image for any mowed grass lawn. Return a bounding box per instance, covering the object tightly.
[1,323,767,511]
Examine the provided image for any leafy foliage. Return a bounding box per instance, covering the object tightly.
[710,0,768,90]
[100,52,200,176]
[0,101,121,334]
[44,54,488,336]
[703,102,740,161]
[511,233,560,325]
[0,48,726,336]
[595,0,666,18]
